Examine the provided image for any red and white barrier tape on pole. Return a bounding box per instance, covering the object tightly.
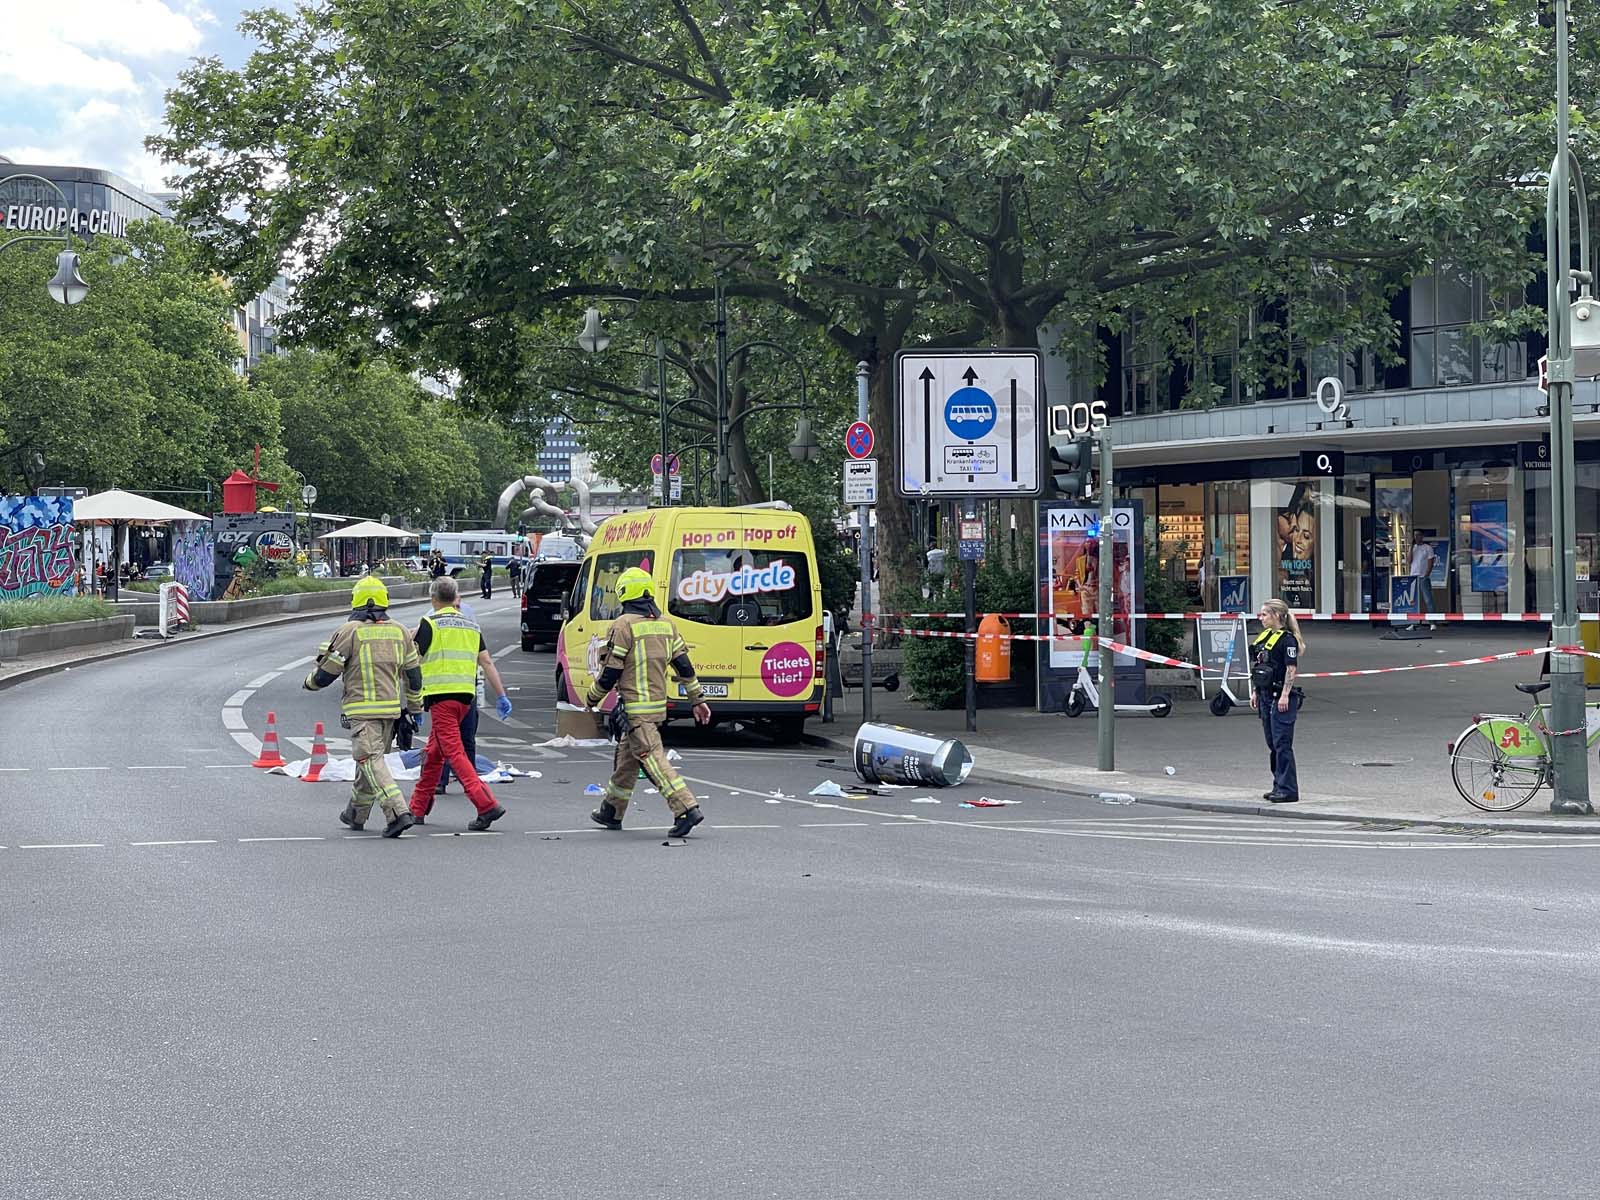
[883,610,1583,623]
[891,626,1600,680]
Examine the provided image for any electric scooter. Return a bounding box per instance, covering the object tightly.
[1207,614,1251,716]
[1063,621,1173,718]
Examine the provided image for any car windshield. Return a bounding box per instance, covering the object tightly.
[668,549,811,627]
[529,565,578,598]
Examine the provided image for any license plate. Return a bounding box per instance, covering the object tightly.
[682,683,729,698]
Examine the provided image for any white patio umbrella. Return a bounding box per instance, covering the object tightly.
[72,489,210,600]
[317,520,417,574]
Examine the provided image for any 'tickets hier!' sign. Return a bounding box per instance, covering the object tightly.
[760,642,813,697]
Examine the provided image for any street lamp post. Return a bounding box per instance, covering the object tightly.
[0,173,89,305]
[1544,0,1593,814]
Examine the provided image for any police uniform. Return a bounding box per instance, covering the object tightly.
[1251,628,1301,801]
[304,577,423,837]
[586,568,707,837]
[409,604,504,829]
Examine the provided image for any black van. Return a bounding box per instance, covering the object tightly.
[520,561,582,651]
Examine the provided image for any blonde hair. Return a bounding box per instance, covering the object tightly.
[1261,598,1306,654]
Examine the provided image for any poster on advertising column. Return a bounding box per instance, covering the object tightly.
[1036,502,1147,712]
[1274,481,1317,609]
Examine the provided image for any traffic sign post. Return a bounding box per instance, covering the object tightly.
[895,349,1043,497]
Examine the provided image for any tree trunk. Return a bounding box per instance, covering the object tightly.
[868,353,919,605]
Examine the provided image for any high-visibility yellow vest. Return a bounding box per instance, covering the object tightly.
[419,607,481,698]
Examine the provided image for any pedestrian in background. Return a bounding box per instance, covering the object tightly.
[479,551,493,599]
[429,549,447,580]
[1408,530,1438,630]
[1249,597,1304,804]
[409,575,513,830]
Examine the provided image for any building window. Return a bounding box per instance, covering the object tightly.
[1410,266,1527,388]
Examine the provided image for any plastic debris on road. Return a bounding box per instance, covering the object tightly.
[764,798,783,805]
[667,749,683,762]
[583,783,604,796]
[908,797,941,804]
[1164,765,1176,776]
[1098,792,1137,805]
[808,780,877,800]
[959,797,1021,808]
[535,735,611,749]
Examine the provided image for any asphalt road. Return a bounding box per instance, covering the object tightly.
[5,599,1600,1198]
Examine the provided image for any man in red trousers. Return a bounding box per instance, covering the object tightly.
[409,576,513,831]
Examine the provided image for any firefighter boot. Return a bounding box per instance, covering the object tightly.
[590,801,623,830]
[668,806,705,838]
[339,803,366,831]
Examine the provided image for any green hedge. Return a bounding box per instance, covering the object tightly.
[897,561,1037,710]
[0,596,117,629]
[255,577,359,597]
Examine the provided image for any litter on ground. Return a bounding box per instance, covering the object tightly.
[583,783,604,796]
[908,797,941,804]
[536,735,611,749]
[1098,792,1137,805]
[809,780,878,799]
[272,751,526,784]
[960,797,1021,808]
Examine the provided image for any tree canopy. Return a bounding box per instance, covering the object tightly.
[0,221,287,496]
[154,0,1560,586]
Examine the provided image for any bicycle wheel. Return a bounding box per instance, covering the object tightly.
[1450,721,1546,811]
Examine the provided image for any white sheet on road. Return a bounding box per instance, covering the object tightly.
[269,750,530,784]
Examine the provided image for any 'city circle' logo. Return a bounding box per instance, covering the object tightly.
[943,386,996,440]
[760,642,813,698]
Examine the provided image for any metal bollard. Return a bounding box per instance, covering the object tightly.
[853,721,973,787]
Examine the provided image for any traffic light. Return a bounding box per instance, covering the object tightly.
[1050,435,1096,500]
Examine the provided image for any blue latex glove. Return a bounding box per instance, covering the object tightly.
[496,695,513,720]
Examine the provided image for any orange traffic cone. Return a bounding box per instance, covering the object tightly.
[301,721,329,782]
[252,710,286,768]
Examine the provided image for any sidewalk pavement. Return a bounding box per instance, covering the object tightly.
[0,595,433,693]
[811,623,1600,834]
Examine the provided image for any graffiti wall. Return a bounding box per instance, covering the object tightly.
[172,521,216,601]
[0,497,77,600]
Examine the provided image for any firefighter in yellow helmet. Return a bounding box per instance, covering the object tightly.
[585,566,710,837]
[303,575,423,837]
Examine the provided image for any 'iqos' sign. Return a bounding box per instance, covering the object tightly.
[1048,400,1109,437]
[0,205,130,238]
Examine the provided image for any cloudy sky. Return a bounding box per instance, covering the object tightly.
[2,0,267,192]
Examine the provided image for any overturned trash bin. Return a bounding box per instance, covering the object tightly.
[853,722,973,788]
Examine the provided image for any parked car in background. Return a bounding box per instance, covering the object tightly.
[143,562,174,580]
[521,561,582,651]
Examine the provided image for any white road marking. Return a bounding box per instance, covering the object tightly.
[238,836,324,842]
[493,643,519,660]
[128,765,186,770]
[276,656,316,671]
[0,767,29,772]
[528,828,604,835]
[427,831,503,837]
[221,709,248,731]
[800,821,870,827]
[129,840,218,847]
[20,843,104,850]
[46,766,109,772]
[224,690,255,708]
[205,763,254,769]
[245,673,279,689]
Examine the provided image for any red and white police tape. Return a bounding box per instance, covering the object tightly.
[889,626,1600,680]
[882,610,1581,623]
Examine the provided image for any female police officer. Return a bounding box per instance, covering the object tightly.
[1249,597,1306,803]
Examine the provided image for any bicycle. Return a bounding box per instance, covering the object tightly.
[1447,680,1600,811]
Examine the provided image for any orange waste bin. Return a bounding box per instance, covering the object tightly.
[976,613,1011,682]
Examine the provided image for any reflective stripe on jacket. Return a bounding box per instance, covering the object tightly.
[324,618,422,720]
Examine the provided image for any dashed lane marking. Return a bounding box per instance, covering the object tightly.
[46,766,110,772]
[129,840,218,847]
[492,643,519,660]
[237,836,324,843]
[128,765,186,771]
[20,843,103,850]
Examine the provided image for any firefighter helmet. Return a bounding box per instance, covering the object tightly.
[350,575,390,611]
[614,567,655,604]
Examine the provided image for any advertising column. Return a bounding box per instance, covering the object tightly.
[1036,501,1146,711]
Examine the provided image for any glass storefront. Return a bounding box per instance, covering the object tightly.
[1120,446,1576,615]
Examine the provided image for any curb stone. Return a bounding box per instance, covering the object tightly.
[802,730,1600,837]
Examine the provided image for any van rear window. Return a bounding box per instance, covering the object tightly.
[668,550,812,627]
